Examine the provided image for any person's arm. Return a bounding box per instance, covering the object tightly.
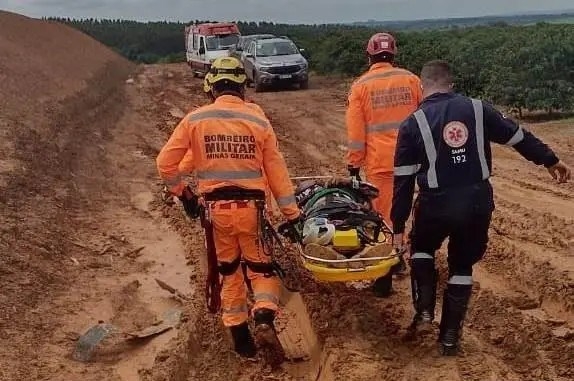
[346,83,367,172]
[484,102,558,167]
[261,126,300,221]
[391,116,420,235]
[483,102,571,182]
[156,118,194,197]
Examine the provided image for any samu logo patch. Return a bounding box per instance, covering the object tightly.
[443,121,469,148]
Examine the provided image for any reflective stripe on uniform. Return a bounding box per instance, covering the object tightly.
[394,164,421,176]
[196,169,263,180]
[413,110,439,188]
[253,292,279,305]
[164,174,183,187]
[188,109,270,129]
[448,275,473,285]
[471,99,490,180]
[277,194,296,207]
[506,127,524,146]
[348,140,366,150]
[354,69,411,85]
[366,121,401,134]
[222,305,248,314]
[411,252,434,260]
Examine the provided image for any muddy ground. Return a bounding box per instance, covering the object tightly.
[145,65,572,381]
[1,15,573,380]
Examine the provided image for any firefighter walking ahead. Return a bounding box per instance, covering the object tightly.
[391,60,571,355]
[156,57,303,362]
[345,32,423,227]
[345,32,422,291]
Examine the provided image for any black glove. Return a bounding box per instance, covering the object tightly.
[278,215,304,244]
[178,186,200,219]
[348,165,361,181]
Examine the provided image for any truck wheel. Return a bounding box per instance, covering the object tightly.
[299,80,309,90]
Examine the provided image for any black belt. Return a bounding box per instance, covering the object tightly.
[204,186,266,202]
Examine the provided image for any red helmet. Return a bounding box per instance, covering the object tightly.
[366,33,398,56]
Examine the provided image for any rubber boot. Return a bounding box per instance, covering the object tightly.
[408,259,438,334]
[253,308,285,367]
[438,283,473,356]
[229,322,257,358]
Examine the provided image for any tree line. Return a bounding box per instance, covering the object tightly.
[48,18,574,115]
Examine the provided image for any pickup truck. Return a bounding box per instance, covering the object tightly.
[242,37,309,92]
[230,34,275,61]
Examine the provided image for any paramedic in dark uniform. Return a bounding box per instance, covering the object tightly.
[390,60,571,355]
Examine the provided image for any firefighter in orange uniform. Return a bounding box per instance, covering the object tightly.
[346,32,422,227]
[204,72,277,213]
[156,57,303,360]
[345,32,422,285]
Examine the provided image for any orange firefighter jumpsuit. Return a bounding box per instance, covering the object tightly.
[346,62,422,228]
[156,95,300,327]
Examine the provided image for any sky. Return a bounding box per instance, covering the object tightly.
[0,0,573,24]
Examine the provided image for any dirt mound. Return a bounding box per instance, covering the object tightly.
[0,11,134,380]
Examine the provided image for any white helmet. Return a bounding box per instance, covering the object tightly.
[302,217,336,245]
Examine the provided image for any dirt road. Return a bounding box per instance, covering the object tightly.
[137,64,574,381]
[1,15,572,379]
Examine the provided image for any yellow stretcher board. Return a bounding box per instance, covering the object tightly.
[296,244,401,283]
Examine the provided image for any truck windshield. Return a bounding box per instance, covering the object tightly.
[205,34,239,51]
[257,41,299,57]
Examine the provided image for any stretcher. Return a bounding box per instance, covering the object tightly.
[283,176,401,283]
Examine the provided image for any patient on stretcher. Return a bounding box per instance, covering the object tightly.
[294,177,394,269]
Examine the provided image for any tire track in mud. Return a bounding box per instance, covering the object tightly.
[492,198,573,250]
[494,174,573,201]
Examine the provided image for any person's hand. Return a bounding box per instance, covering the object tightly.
[278,215,304,244]
[178,185,200,218]
[547,160,571,183]
[347,165,362,181]
[392,233,405,253]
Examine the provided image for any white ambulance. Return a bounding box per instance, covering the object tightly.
[184,22,241,77]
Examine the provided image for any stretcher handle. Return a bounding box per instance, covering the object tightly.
[300,252,400,263]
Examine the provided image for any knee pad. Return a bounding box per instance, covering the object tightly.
[253,307,275,326]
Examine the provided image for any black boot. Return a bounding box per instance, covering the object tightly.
[438,282,473,356]
[230,322,257,358]
[408,257,438,333]
[372,273,393,298]
[253,308,285,367]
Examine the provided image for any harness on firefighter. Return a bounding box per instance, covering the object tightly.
[283,176,401,283]
[198,186,297,314]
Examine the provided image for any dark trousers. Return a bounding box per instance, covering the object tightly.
[407,182,494,332]
[410,204,492,277]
